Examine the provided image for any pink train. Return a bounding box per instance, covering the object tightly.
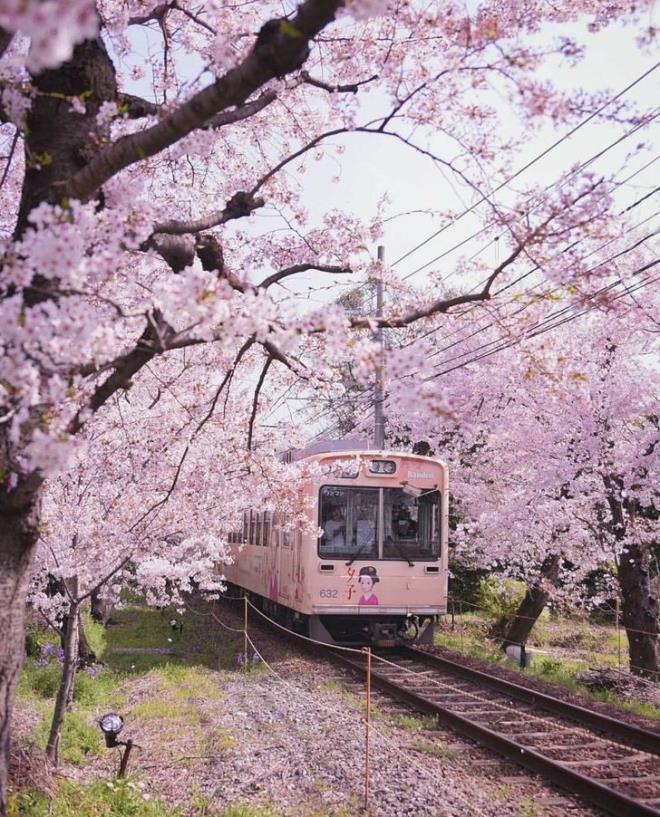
[224,441,449,646]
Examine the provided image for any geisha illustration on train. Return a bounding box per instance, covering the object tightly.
[224,440,449,647]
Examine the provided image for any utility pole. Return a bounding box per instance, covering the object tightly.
[374,245,385,450]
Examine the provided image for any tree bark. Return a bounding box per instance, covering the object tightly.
[46,588,80,764]
[0,510,40,817]
[501,553,561,651]
[605,475,659,679]
[76,612,97,667]
[617,542,659,679]
[90,588,111,625]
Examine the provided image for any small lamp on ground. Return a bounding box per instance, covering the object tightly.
[99,712,134,778]
[169,617,183,635]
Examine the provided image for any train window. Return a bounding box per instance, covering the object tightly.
[383,488,440,560]
[319,486,378,559]
[242,512,248,544]
[255,513,263,546]
[282,525,291,548]
[263,511,271,547]
[249,511,256,544]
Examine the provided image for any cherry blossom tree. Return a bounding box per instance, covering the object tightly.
[394,312,659,675]
[0,0,656,807]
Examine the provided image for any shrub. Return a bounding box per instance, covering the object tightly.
[476,577,527,624]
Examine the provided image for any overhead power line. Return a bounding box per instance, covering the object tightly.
[390,61,660,273]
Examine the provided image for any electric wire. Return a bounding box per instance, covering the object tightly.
[390,61,660,274]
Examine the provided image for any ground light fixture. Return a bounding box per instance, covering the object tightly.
[169,617,183,634]
[99,712,134,778]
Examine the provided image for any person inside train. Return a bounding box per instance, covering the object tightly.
[322,506,346,550]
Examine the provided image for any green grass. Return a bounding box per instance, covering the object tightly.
[8,779,178,817]
[390,713,437,731]
[412,738,460,760]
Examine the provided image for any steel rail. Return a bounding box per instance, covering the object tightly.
[329,649,660,817]
[403,646,660,756]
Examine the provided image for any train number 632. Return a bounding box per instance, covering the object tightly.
[319,588,339,598]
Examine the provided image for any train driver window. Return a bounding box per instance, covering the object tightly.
[383,488,440,560]
[319,487,378,558]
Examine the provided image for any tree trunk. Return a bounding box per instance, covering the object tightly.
[90,588,111,625]
[501,553,561,651]
[618,542,659,679]
[605,475,659,679]
[46,589,80,764]
[0,511,40,817]
[60,607,96,667]
[77,612,97,667]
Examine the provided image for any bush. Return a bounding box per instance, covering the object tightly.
[29,666,61,699]
[25,632,47,658]
[476,577,527,621]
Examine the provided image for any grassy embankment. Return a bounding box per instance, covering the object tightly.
[11,604,275,817]
[434,610,660,720]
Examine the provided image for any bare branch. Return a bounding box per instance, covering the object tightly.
[300,70,378,94]
[259,262,351,290]
[69,311,174,433]
[349,242,528,331]
[247,355,273,450]
[129,444,190,530]
[64,1,343,202]
[194,337,255,436]
[128,2,175,26]
[118,92,161,119]
[204,89,277,129]
[153,190,264,236]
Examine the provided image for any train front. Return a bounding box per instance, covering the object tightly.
[304,451,449,648]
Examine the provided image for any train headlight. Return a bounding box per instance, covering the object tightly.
[369,460,396,475]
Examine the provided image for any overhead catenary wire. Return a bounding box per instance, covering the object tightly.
[394,193,660,369]
[390,61,660,274]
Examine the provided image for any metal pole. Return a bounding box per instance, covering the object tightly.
[374,245,385,450]
[117,740,133,779]
[459,599,464,651]
[616,597,621,671]
[244,595,248,672]
[363,647,372,811]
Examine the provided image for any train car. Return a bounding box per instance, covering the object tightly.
[224,441,448,647]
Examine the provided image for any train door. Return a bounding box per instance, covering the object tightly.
[277,515,292,603]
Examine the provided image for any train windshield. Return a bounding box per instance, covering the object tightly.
[318,486,379,558]
[319,486,440,560]
[382,488,440,559]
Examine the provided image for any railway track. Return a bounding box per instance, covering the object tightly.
[329,645,660,817]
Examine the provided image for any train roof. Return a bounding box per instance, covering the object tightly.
[281,438,446,467]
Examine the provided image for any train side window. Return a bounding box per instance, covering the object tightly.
[255,512,262,546]
[242,512,248,544]
[249,511,256,544]
[263,511,271,547]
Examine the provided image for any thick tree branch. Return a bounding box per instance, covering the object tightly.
[118,92,161,118]
[153,190,264,236]
[69,312,174,433]
[259,263,351,289]
[64,1,343,202]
